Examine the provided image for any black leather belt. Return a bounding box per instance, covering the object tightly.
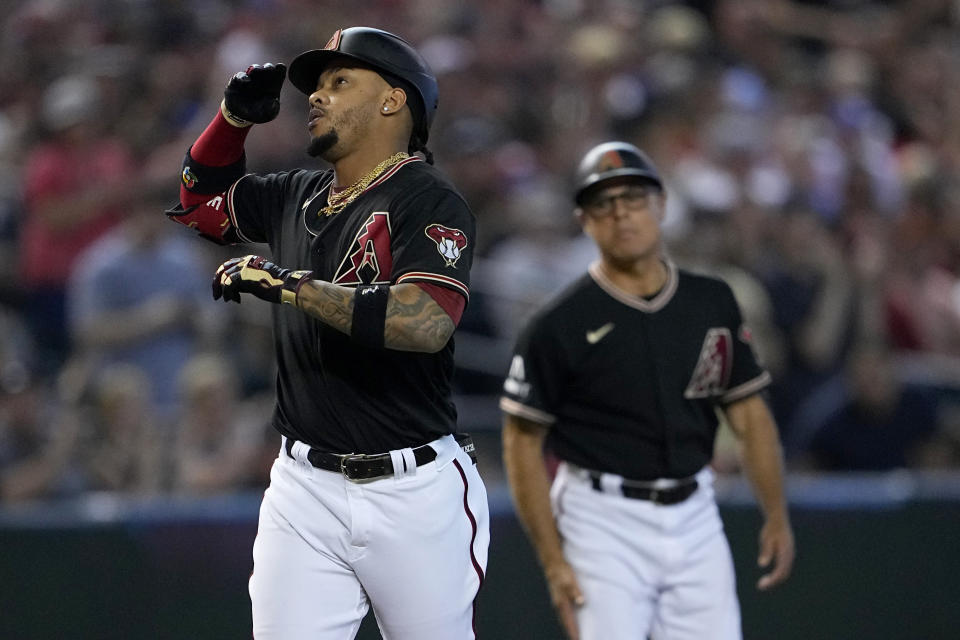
[589,473,698,505]
[285,434,476,481]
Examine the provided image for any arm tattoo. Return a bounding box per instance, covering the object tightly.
[295,280,354,335]
[383,283,455,352]
[294,280,454,352]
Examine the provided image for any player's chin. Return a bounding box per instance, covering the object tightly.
[306,130,338,158]
[613,233,657,253]
[609,244,657,265]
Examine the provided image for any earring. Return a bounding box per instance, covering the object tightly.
[383,107,389,112]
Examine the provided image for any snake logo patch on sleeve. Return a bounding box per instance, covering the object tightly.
[424,224,467,268]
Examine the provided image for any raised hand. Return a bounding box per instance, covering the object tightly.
[222,63,287,125]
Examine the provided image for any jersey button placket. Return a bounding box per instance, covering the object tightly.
[645,312,676,475]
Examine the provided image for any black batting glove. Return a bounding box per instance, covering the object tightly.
[213,255,312,305]
[222,63,287,125]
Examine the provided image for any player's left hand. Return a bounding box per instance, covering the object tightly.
[545,560,584,639]
[213,255,312,305]
[223,63,287,124]
[757,517,795,590]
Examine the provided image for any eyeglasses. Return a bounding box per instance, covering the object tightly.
[583,185,658,218]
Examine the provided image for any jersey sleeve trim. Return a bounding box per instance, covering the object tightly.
[499,397,556,425]
[721,371,772,404]
[226,174,257,244]
[397,272,469,300]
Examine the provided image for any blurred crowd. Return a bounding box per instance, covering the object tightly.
[2,0,960,504]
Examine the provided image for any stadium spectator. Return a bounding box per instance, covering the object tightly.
[170,354,273,494]
[18,74,136,373]
[71,363,165,495]
[787,341,941,471]
[67,192,219,418]
[0,359,80,502]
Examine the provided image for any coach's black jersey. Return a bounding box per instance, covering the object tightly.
[500,260,771,480]
[226,157,474,453]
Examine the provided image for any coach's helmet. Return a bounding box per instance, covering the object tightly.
[573,141,663,205]
[288,27,438,144]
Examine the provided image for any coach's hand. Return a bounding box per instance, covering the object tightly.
[213,255,312,305]
[222,62,286,126]
[757,516,795,590]
[545,560,584,640]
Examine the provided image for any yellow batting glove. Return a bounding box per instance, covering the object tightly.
[213,255,312,305]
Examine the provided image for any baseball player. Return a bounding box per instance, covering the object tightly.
[166,27,488,639]
[500,142,795,640]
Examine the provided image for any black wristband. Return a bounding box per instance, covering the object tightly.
[351,285,389,348]
[181,148,247,194]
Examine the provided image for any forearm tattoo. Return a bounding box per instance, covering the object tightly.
[295,281,453,352]
[296,280,354,334]
[383,283,455,352]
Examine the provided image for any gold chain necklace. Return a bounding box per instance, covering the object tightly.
[319,152,409,217]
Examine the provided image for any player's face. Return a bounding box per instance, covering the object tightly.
[578,178,665,265]
[306,63,391,159]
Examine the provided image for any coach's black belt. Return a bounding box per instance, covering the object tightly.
[588,473,698,505]
[285,434,476,481]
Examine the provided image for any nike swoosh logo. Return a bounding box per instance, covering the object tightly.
[586,322,615,344]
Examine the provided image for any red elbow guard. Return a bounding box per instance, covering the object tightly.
[165,192,237,245]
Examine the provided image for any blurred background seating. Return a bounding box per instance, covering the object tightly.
[1,1,958,636]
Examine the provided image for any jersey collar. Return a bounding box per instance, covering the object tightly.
[588,258,678,312]
[323,154,422,200]
[301,156,422,236]
[363,155,422,192]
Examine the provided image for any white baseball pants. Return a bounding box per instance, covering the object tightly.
[552,463,741,640]
[249,434,489,639]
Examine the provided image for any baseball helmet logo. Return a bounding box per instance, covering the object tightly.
[323,28,343,50]
[597,150,626,172]
[425,224,467,267]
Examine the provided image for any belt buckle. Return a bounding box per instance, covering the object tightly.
[340,453,368,480]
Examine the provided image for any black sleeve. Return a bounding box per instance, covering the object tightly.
[499,315,564,425]
[390,188,475,300]
[225,170,300,245]
[719,281,772,404]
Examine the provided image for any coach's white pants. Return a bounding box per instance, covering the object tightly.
[249,434,489,640]
[552,463,741,640]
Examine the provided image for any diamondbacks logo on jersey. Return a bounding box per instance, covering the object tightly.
[425,224,467,267]
[503,355,531,399]
[333,212,393,286]
[684,328,733,399]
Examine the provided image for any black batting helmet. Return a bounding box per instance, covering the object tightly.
[573,141,663,205]
[288,27,438,144]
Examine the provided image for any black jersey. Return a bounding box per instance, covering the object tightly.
[500,260,771,480]
[226,157,474,453]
